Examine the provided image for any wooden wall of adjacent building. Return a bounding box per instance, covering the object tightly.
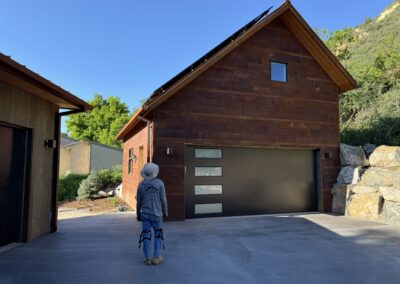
[121,124,148,209]
[0,80,57,240]
[150,18,341,220]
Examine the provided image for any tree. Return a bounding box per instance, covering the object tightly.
[66,94,131,148]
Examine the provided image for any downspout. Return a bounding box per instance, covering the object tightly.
[50,108,84,233]
[137,116,152,163]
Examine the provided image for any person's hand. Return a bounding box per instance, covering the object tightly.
[136,213,141,222]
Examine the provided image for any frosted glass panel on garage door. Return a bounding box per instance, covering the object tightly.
[195,185,223,195]
[195,149,222,159]
[195,203,223,214]
[195,167,222,176]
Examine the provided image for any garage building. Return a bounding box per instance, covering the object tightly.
[0,53,91,247]
[116,2,357,220]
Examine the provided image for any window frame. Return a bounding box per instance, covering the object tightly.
[128,148,134,175]
[270,61,288,83]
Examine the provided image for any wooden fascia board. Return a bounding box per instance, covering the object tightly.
[0,56,92,110]
[0,67,80,109]
[280,6,358,93]
[115,107,145,140]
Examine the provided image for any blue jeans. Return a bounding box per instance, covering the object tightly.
[141,213,163,260]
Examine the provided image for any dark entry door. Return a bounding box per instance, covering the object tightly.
[185,146,317,218]
[0,124,30,246]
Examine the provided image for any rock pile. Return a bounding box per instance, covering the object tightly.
[332,144,400,225]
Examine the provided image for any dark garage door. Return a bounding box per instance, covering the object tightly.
[185,146,318,218]
[0,124,30,247]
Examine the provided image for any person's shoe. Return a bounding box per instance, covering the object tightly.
[144,259,152,265]
[151,256,164,265]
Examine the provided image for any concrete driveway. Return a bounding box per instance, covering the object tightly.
[0,213,399,284]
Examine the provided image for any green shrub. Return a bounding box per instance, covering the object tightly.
[77,171,104,200]
[110,165,122,185]
[76,167,123,201]
[59,174,88,201]
[96,166,122,188]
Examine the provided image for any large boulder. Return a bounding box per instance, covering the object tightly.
[340,143,368,167]
[351,185,378,194]
[346,192,383,221]
[358,167,400,188]
[369,145,400,167]
[331,183,350,214]
[379,186,400,203]
[381,201,400,225]
[363,143,377,158]
[337,166,364,184]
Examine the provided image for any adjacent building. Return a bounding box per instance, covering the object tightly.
[116,2,357,220]
[0,52,91,247]
[59,135,122,175]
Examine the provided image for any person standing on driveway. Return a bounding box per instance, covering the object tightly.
[136,162,168,265]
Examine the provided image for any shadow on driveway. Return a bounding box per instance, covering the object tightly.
[0,213,399,284]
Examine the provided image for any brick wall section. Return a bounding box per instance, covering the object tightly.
[121,124,148,209]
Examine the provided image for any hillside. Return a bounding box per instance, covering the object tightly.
[324,0,400,145]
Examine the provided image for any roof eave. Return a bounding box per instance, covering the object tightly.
[281,5,358,93]
[0,52,92,110]
[115,107,145,141]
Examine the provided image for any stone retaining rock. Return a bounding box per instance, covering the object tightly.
[340,143,368,167]
[363,143,377,158]
[351,185,378,194]
[358,167,400,188]
[369,145,400,167]
[331,184,349,214]
[379,186,400,203]
[337,166,364,184]
[346,193,383,221]
[381,201,400,225]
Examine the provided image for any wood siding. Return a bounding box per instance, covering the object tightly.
[121,125,148,209]
[124,18,341,219]
[0,80,56,240]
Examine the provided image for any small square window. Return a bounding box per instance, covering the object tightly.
[271,62,287,82]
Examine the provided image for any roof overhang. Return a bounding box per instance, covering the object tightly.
[116,1,358,141]
[0,52,92,111]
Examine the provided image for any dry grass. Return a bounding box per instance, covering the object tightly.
[58,197,131,220]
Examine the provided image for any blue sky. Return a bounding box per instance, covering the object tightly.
[0,0,393,131]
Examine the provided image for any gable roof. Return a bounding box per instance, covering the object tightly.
[116,1,357,140]
[62,136,123,152]
[0,52,92,110]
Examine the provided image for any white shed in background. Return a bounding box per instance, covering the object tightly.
[60,135,122,175]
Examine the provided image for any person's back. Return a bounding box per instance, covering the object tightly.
[136,178,168,219]
[136,163,168,265]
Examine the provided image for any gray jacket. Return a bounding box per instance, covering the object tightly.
[136,178,168,218]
